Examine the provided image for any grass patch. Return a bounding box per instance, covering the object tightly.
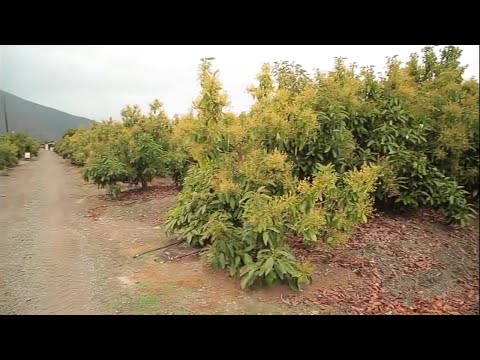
[135,293,163,314]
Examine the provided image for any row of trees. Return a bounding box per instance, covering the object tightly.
[0,132,39,170]
[55,46,479,289]
[55,100,173,197]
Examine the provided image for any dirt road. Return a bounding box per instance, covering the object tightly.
[0,150,113,314]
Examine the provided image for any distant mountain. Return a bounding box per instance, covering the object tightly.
[0,90,93,141]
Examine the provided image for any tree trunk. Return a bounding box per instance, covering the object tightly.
[141,180,148,189]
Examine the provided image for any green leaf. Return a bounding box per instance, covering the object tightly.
[243,253,253,265]
[262,232,270,246]
[239,265,250,277]
[300,201,307,213]
[305,229,317,242]
[229,264,237,277]
[240,269,256,289]
[276,261,287,276]
[219,253,225,269]
[263,257,274,275]
[234,256,241,269]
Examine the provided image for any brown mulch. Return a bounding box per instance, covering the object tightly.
[86,182,180,222]
[117,184,179,202]
[85,206,104,221]
[287,209,479,315]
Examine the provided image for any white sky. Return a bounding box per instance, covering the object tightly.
[1,45,478,121]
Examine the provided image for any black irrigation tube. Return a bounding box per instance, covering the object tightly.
[171,249,202,261]
[133,238,185,259]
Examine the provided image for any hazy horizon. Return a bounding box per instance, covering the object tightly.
[1,45,478,121]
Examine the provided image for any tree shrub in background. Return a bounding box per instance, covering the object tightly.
[0,133,40,170]
[0,140,19,170]
[56,101,172,197]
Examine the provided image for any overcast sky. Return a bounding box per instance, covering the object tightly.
[1,45,478,121]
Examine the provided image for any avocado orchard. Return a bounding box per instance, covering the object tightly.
[56,101,172,197]
[55,46,479,289]
[0,133,39,170]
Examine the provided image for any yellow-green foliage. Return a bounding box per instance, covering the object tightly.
[166,47,478,289]
[246,46,478,224]
[165,58,381,290]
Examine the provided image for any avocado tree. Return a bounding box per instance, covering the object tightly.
[82,100,171,197]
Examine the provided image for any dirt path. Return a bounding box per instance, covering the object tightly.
[0,150,116,314]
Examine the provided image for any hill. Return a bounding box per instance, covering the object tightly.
[0,90,93,141]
